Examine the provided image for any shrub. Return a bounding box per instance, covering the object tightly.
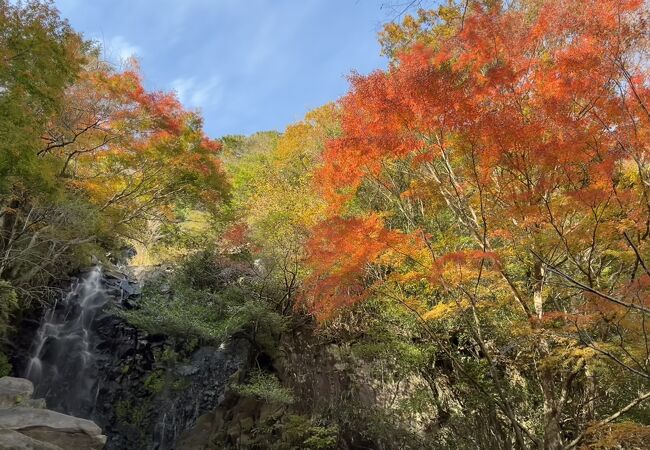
[143,370,165,394]
[282,415,338,450]
[119,257,286,347]
[115,399,150,428]
[0,354,11,377]
[0,281,18,339]
[233,370,294,405]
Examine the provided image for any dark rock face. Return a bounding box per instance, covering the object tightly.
[18,266,250,450]
[179,326,436,450]
[92,315,250,450]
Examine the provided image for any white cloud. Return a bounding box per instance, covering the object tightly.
[171,76,222,109]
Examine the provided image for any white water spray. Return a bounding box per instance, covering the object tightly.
[24,267,108,417]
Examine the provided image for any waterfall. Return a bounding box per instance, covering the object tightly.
[24,267,108,418]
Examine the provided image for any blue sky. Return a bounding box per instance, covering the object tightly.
[54,0,395,138]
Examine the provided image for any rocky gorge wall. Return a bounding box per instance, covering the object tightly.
[177,327,438,450]
[12,266,251,450]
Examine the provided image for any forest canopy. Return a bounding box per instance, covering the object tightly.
[2,1,650,449]
[0,0,227,303]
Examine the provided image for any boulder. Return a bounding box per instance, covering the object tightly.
[0,377,34,408]
[0,408,106,450]
[20,398,47,409]
[0,429,63,450]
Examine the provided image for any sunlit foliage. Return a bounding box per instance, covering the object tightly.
[303,1,650,448]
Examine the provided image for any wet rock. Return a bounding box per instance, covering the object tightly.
[120,279,140,297]
[90,312,250,449]
[176,365,198,377]
[103,269,126,281]
[175,413,214,450]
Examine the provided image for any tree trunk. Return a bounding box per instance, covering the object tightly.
[541,369,564,450]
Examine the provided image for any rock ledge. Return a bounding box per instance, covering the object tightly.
[0,377,105,450]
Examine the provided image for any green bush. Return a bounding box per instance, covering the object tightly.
[0,353,11,377]
[282,415,338,450]
[143,370,165,394]
[154,347,178,366]
[115,399,150,428]
[233,370,294,405]
[119,257,286,347]
[0,281,18,339]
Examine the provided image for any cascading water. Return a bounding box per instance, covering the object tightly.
[25,266,108,418]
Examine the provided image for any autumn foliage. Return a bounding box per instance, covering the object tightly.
[0,0,228,306]
[308,0,650,317]
[4,0,650,448]
[41,61,227,236]
[300,0,650,448]
[302,214,417,320]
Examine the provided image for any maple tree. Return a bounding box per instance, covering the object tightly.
[302,0,650,448]
[41,59,227,239]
